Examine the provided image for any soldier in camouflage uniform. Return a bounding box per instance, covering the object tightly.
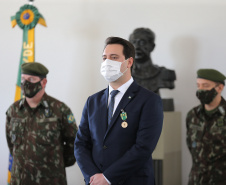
[6,62,78,185]
[186,69,226,185]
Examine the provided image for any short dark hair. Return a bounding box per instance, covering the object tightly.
[104,37,135,59]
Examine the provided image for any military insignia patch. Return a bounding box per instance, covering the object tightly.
[192,141,196,148]
[44,108,52,118]
[67,114,75,123]
[11,134,16,142]
[217,118,224,127]
[44,109,49,117]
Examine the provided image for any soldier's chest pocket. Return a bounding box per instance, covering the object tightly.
[211,125,226,140]
[189,124,204,140]
[36,118,60,145]
[10,118,24,145]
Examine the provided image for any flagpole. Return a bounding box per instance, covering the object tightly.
[28,0,34,5]
[8,2,47,184]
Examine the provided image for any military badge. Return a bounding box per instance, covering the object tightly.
[120,111,127,120]
[11,134,16,143]
[217,118,224,127]
[44,108,52,118]
[67,114,75,123]
[192,141,196,148]
[121,121,128,128]
[120,109,128,128]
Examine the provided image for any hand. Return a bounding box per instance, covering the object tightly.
[89,173,109,185]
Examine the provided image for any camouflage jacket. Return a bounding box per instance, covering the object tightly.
[186,97,226,185]
[6,93,78,185]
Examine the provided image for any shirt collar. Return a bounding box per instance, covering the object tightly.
[108,77,134,96]
[39,93,49,108]
[19,98,26,109]
[197,97,226,116]
[19,93,49,109]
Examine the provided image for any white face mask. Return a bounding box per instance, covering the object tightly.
[100,59,128,82]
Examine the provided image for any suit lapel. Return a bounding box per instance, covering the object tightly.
[104,81,139,139]
[99,88,109,135]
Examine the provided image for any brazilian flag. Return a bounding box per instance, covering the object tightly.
[7,3,46,184]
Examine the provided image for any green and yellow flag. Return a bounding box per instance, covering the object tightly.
[8,3,46,184]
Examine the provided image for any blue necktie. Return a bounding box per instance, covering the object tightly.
[108,90,119,126]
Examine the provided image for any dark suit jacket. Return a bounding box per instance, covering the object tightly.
[74,81,163,185]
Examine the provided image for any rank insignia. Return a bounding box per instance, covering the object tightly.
[67,114,75,123]
[217,118,224,127]
[44,108,52,118]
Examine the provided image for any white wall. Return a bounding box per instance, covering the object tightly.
[1,0,226,184]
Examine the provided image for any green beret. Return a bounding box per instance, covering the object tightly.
[197,68,226,85]
[21,62,49,77]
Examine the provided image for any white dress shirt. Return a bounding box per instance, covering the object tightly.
[108,77,134,115]
[104,77,134,184]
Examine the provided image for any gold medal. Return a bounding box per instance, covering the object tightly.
[121,121,128,128]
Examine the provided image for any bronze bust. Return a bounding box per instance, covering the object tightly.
[129,28,176,95]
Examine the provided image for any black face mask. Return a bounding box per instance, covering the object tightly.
[21,80,43,98]
[196,87,218,105]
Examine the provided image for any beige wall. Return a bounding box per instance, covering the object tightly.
[1,0,226,184]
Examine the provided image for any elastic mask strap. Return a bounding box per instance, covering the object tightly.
[122,68,128,74]
[121,59,129,74]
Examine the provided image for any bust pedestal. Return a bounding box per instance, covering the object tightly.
[162,98,174,111]
[152,112,181,185]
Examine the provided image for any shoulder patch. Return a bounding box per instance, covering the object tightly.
[67,114,75,123]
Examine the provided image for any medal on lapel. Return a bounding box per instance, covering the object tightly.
[120,109,128,128]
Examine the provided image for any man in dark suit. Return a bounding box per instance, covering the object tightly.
[74,37,163,185]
